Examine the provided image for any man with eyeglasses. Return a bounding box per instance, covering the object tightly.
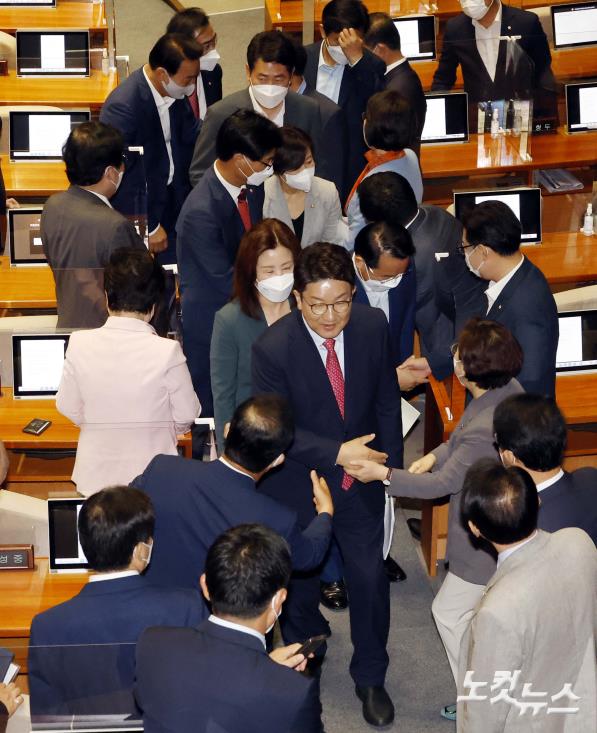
[177,109,281,418]
[252,242,402,728]
[166,7,222,121]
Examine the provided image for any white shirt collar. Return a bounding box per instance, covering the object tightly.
[208,614,266,649]
[213,160,244,204]
[497,530,537,568]
[296,78,307,95]
[302,316,344,350]
[85,189,112,208]
[88,570,139,583]
[385,57,408,75]
[248,85,285,128]
[472,1,502,32]
[485,254,524,311]
[142,65,176,110]
[536,468,564,493]
[219,456,254,481]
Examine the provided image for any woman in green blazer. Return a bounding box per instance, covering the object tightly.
[210,218,301,451]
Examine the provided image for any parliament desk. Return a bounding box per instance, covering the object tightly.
[0,1,107,35]
[0,70,118,112]
[1,156,68,199]
[420,373,597,576]
[0,257,56,310]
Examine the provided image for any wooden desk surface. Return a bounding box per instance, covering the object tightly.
[0,558,86,639]
[0,256,56,310]
[0,2,106,33]
[0,69,117,110]
[1,156,68,198]
[524,231,597,285]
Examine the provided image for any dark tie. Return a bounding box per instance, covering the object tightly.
[237,189,252,232]
[323,339,353,490]
[188,87,200,119]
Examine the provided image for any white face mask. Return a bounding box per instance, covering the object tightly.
[325,39,349,66]
[251,82,289,109]
[163,73,195,99]
[460,0,491,20]
[239,156,273,187]
[200,48,221,72]
[106,166,124,193]
[283,166,315,193]
[362,120,371,149]
[266,592,282,634]
[363,268,403,292]
[464,247,484,278]
[453,357,467,387]
[256,272,294,303]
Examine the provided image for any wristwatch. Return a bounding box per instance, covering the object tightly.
[382,467,393,486]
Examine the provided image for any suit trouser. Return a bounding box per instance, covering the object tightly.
[431,571,485,684]
[281,485,390,687]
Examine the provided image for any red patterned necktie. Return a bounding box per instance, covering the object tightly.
[237,189,252,232]
[188,87,200,119]
[323,339,354,490]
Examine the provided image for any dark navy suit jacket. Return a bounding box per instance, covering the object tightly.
[100,68,199,257]
[28,575,204,716]
[131,456,332,589]
[176,166,264,413]
[537,469,597,545]
[135,620,323,733]
[353,264,416,366]
[487,257,558,397]
[252,304,403,525]
[201,66,223,108]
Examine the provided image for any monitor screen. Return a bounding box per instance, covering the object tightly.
[453,187,542,243]
[12,333,69,398]
[552,2,597,49]
[556,310,597,373]
[17,31,90,77]
[7,207,46,266]
[421,92,469,144]
[0,0,56,6]
[566,82,597,133]
[48,498,89,572]
[392,15,436,60]
[9,110,90,161]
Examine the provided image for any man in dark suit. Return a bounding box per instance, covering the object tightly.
[252,243,402,727]
[100,33,201,263]
[189,31,322,186]
[494,393,597,544]
[431,0,556,116]
[358,172,487,383]
[302,0,385,200]
[136,524,323,733]
[166,6,223,120]
[462,200,558,396]
[28,487,205,717]
[177,110,281,415]
[364,13,426,157]
[41,121,145,329]
[290,41,347,196]
[131,394,334,590]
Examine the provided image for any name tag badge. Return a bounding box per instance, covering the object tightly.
[435,252,449,262]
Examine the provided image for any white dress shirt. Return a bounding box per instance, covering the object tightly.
[497,530,537,567]
[208,614,266,649]
[86,189,112,208]
[316,43,345,104]
[213,161,244,204]
[142,66,176,185]
[219,456,253,480]
[536,468,564,493]
[303,317,345,376]
[248,86,285,128]
[473,1,502,82]
[88,570,139,583]
[485,254,524,313]
[296,78,307,95]
[196,73,207,120]
[385,57,408,75]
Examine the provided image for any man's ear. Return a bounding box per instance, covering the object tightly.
[245,62,252,84]
[199,573,210,602]
[500,449,517,468]
[468,520,482,539]
[293,290,303,310]
[223,422,230,439]
[274,588,287,613]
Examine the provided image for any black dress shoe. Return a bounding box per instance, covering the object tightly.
[355,685,395,727]
[384,555,407,582]
[320,580,348,610]
[407,517,421,541]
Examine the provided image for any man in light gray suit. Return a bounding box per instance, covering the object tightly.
[41,121,144,329]
[189,31,322,187]
[458,459,597,732]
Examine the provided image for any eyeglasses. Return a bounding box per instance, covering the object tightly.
[304,299,352,316]
[450,343,463,364]
[199,33,217,53]
[457,241,477,256]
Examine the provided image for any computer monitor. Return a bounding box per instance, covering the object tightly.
[392,15,436,60]
[9,110,90,161]
[556,310,597,374]
[48,498,89,573]
[565,81,597,133]
[453,187,542,244]
[7,207,46,266]
[552,2,597,49]
[0,0,55,6]
[421,92,469,144]
[12,333,69,399]
[17,30,90,77]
